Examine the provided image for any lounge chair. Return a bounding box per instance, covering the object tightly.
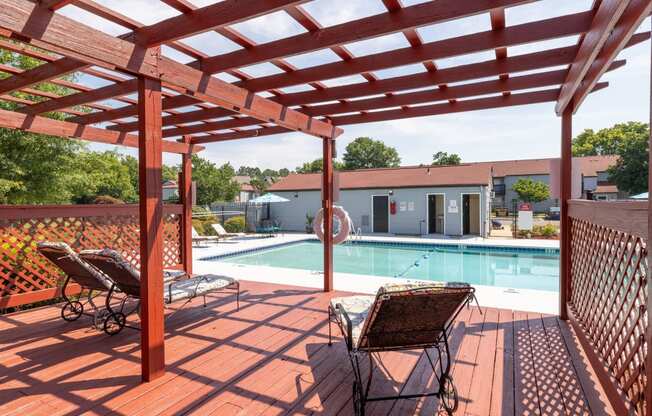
[192,226,219,246]
[328,281,479,416]
[37,241,113,327]
[79,248,239,335]
[37,241,188,328]
[211,223,243,239]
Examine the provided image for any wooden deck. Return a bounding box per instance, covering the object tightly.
[1,281,613,415]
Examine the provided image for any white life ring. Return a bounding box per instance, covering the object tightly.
[313,205,351,245]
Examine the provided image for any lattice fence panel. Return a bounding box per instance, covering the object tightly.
[568,217,648,413]
[0,205,183,304]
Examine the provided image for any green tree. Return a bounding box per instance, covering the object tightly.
[249,177,269,193]
[0,41,88,204]
[572,122,648,156]
[432,151,461,165]
[295,158,345,173]
[607,132,648,194]
[342,137,400,170]
[67,151,138,203]
[237,166,262,177]
[512,179,550,203]
[278,168,290,177]
[192,155,240,205]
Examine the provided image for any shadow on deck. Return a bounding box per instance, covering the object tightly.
[0,281,613,415]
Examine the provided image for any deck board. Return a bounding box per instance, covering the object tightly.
[0,281,614,415]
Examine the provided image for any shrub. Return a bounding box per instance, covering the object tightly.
[224,216,246,233]
[191,206,218,235]
[538,224,558,237]
[93,195,124,204]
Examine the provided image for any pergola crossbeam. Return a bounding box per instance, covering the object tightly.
[555,0,631,115]
[572,0,652,112]
[0,107,199,153]
[0,57,86,95]
[197,0,534,74]
[0,0,341,139]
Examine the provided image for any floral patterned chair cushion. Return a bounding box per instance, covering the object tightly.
[37,241,113,290]
[165,274,237,304]
[330,295,376,349]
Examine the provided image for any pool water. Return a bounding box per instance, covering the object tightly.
[219,241,559,292]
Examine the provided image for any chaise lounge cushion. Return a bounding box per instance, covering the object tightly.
[37,241,114,290]
[330,295,376,349]
[165,274,237,303]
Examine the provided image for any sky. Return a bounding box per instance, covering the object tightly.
[54,0,652,170]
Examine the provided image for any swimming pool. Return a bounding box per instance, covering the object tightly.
[215,240,559,292]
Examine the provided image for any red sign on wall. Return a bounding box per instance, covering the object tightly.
[518,202,532,211]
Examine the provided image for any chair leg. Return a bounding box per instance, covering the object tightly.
[236,283,240,311]
[328,305,333,346]
[203,294,207,307]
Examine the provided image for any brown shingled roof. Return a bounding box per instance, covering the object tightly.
[269,164,492,191]
[269,155,618,192]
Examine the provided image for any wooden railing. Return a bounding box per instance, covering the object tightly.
[0,204,184,309]
[567,200,648,415]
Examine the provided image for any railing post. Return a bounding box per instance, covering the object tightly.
[180,135,193,276]
[646,33,652,416]
[559,101,573,321]
[322,137,334,292]
[138,75,165,382]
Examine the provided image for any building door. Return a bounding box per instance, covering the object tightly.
[462,194,480,235]
[428,194,444,234]
[463,195,470,234]
[372,195,389,233]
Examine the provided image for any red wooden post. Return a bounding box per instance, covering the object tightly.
[138,76,165,382]
[645,33,652,416]
[322,137,334,292]
[559,101,573,321]
[180,136,193,276]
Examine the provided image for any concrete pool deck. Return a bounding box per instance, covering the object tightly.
[192,233,560,315]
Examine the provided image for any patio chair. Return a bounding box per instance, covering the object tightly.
[211,223,244,239]
[37,241,113,327]
[79,248,239,335]
[37,241,188,328]
[192,226,219,246]
[328,281,479,416]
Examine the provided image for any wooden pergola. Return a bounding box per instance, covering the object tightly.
[0,0,650,409]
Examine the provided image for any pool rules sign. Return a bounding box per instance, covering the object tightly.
[517,203,533,231]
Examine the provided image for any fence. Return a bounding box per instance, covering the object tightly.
[207,201,265,231]
[567,200,648,414]
[0,204,184,309]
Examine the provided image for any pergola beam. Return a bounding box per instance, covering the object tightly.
[40,0,74,10]
[0,57,86,95]
[555,0,631,115]
[237,11,595,93]
[572,0,652,112]
[161,68,576,138]
[197,0,536,74]
[0,0,342,139]
[18,79,138,115]
[0,107,200,153]
[134,0,308,47]
[190,84,607,143]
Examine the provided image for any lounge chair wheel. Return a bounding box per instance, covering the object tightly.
[439,374,458,415]
[61,301,84,321]
[352,381,365,416]
[103,312,126,336]
[93,309,110,330]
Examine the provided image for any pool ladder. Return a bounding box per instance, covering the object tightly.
[347,227,362,244]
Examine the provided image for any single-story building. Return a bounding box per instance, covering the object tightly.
[268,164,493,237]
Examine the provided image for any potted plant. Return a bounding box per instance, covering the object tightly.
[305,214,315,233]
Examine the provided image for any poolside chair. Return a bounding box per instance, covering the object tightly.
[328,281,479,416]
[37,241,113,327]
[79,248,239,335]
[192,226,219,246]
[37,241,188,328]
[211,223,243,239]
